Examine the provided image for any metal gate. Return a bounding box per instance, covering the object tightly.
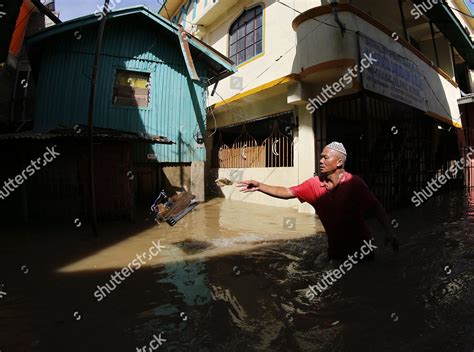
[314,92,459,210]
[464,146,474,188]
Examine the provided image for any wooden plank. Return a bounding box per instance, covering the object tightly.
[134,97,148,107]
[160,191,195,219]
[116,86,149,97]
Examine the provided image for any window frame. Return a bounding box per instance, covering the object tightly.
[228,3,265,67]
[111,67,153,110]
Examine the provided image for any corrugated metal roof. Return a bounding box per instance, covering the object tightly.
[0,125,173,144]
[26,5,236,84]
[28,16,206,163]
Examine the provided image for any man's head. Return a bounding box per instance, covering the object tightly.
[319,142,347,175]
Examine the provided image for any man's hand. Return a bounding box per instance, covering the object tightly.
[237,180,295,199]
[237,180,260,192]
[384,232,400,252]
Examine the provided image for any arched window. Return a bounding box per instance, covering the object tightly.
[229,5,263,65]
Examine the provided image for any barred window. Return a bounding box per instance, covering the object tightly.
[212,113,295,168]
[229,5,263,65]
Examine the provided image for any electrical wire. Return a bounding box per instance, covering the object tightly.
[277,0,358,34]
[198,1,465,146]
[212,3,463,130]
[380,34,463,126]
[234,1,361,94]
[199,76,222,138]
[203,9,339,127]
[445,4,474,19]
[232,16,342,96]
[255,1,463,126]
[204,0,356,126]
[161,1,171,19]
[422,74,463,125]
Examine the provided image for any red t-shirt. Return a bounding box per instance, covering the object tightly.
[290,171,378,259]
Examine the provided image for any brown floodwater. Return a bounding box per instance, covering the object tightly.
[0,190,473,351]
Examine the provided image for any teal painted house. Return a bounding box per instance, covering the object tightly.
[27,5,235,163]
[0,6,236,222]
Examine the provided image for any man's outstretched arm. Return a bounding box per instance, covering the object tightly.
[237,180,295,199]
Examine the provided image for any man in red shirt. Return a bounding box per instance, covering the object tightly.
[238,142,399,260]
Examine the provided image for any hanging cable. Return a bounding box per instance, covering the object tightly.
[445,4,474,18]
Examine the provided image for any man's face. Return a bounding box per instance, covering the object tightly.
[319,147,343,174]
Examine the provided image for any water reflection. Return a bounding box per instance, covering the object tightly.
[134,190,473,351]
[0,191,473,351]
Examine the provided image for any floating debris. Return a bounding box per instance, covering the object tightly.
[215,178,234,187]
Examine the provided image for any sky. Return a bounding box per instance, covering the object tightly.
[464,0,474,15]
[54,0,165,21]
[51,0,474,22]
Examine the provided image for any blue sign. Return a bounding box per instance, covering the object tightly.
[359,35,427,112]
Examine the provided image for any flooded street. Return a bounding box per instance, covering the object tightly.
[0,191,473,351]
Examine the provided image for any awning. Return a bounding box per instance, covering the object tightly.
[0,125,173,144]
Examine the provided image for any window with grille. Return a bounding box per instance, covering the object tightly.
[113,70,150,108]
[229,5,263,65]
[212,113,295,168]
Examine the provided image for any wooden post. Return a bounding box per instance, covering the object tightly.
[86,0,110,237]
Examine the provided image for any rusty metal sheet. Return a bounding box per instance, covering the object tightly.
[178,25,200,81]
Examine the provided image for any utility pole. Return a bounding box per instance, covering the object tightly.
[87,0,110,237]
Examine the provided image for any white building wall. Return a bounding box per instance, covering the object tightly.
[205,0,301,105]
[295,11,461,124]
[184,0,467,211]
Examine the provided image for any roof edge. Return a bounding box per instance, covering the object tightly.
[26,5,235,80]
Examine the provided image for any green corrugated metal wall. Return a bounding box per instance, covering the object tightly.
[33,14,207,163]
